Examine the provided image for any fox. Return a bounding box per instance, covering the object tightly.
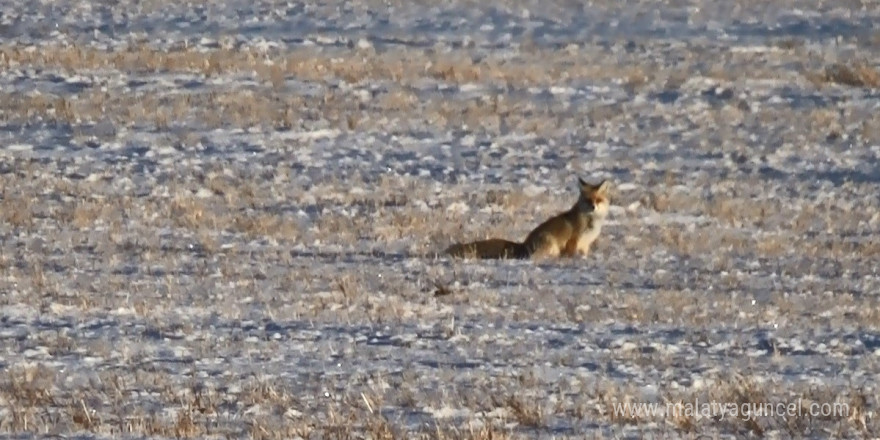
[445,178,610,260]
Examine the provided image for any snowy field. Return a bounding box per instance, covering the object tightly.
[1,0,880,438]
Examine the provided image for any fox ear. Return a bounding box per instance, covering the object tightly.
[579,177,609,193]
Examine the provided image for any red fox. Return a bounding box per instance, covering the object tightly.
[445,178,610,259]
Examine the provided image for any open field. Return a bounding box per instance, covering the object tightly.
[1,0,880,438]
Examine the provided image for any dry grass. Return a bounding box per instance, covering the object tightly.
[494,394,546,428]
[0,196,35,229]
[808,61,880,88]
[0,365,524,438]
[2,39,880,153]
[0,361,532,439]
[2,14,880,437]
[0,43,661,88]
[1,161,878,439]
[0,87,584,135]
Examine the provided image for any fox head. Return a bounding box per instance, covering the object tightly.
[576,177,610,217]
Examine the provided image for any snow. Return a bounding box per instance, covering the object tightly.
[0,0,879,438]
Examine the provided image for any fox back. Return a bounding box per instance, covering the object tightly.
[521,179,610,258]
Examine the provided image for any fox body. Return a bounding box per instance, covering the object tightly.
[445,178,610,260]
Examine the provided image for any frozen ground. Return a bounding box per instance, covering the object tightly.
[1,0,880,438]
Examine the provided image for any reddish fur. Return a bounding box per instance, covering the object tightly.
[444,177,610,260]
[562,236,579,256]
